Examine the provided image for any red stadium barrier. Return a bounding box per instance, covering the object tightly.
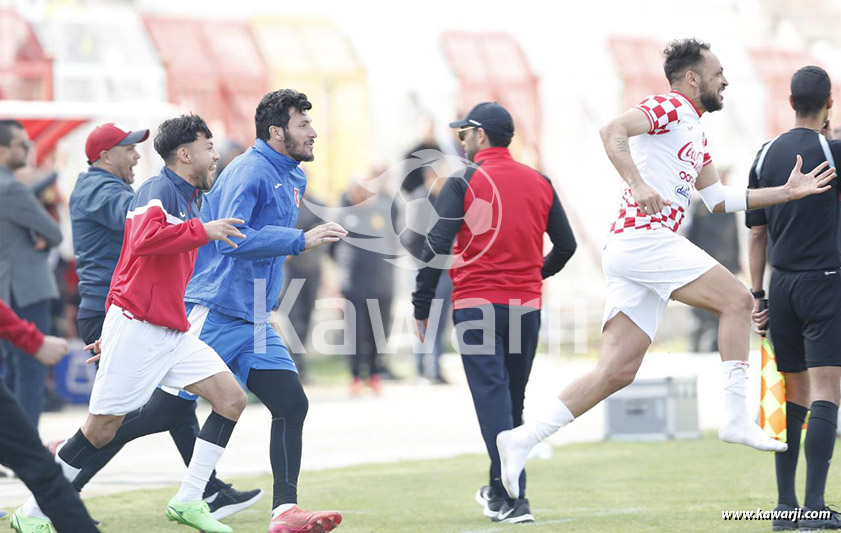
[607,37,669,109]
[441,32,541,166]
[748,47,838,137]
[0,9,53,101]
[142,16,269,146]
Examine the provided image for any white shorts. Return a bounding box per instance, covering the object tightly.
[602,230,718,341]
[88,305,231,416]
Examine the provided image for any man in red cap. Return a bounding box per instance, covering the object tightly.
[65,122,262,520]
[84,122,150,174]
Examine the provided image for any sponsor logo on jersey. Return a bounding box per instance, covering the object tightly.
[675,185,691,200]
[677,141,704,173]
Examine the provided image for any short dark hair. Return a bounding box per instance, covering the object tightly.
[154,114,212,163]
[255,89,312,141]
[791,66,831,117]
[663,38,711,84]
[0,120,24,146]
[485,129,512,148]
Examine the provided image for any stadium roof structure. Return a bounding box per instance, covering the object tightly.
[0,8,52,101]
[441,32,541,166]
[142,16,269,147]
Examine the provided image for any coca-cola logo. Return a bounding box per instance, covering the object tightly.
[677,141,703,172]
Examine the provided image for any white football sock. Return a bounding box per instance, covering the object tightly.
[531,398,575,442]
[21,440,81,520]
[272,503,296,519]
[176,440,225,502]
[719,360,786,452]
[21,497,49,520]
[721,360,751,424]
[497,398,574,500]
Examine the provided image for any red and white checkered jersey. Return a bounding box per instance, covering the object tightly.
[609,91,711,236]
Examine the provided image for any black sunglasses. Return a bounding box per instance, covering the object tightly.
[459,127,481,141]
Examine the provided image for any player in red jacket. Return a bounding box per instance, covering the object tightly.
[13,115,247,533]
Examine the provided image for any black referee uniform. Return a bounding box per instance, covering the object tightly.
[746,126,841,522]
[746,128,841,372]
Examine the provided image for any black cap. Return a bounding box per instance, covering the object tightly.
[449,102,514,140]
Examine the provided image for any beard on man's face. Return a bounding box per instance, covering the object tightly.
[699,82,723,113]
[284,134,314,162]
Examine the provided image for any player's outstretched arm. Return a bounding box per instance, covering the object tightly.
[749,156,834,209]
[696,156,835,213]
[599,108,671,215]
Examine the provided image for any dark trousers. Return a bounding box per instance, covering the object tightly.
[453,304,540,500]
[0,380,99,532]
[3,296,50,427]
[345,294,391,380]
[73,315,222,494]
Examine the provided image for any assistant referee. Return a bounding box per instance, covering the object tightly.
[747,65,841,530]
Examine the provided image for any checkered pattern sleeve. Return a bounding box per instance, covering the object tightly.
[635,94,683,135]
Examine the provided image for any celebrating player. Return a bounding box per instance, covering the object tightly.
[13,115,247,533]
[183,89,345,533]
[495,38,836,500]
[68,122,261,518]
[61,91,345,533]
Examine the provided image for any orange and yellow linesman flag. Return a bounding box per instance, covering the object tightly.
[759,335,787,442]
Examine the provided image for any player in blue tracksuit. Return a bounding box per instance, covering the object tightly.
[183,90,346,533]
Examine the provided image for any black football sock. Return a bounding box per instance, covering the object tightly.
[804,400,838,510]
[248,369,308,508]
[776,402,807,507]
[58,429,98,474]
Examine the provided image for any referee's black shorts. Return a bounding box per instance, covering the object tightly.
[769,268,841,373]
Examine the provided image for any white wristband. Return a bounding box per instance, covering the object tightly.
[723,186,748,212]
[698,181,748,212]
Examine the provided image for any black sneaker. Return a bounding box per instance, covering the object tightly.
[475,486,506,520]
[492,498,534,524]
[799,505,841,530]
[204,483,264,520]
[771,504,798,531]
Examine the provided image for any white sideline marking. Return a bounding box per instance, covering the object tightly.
[460,507,640,532]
